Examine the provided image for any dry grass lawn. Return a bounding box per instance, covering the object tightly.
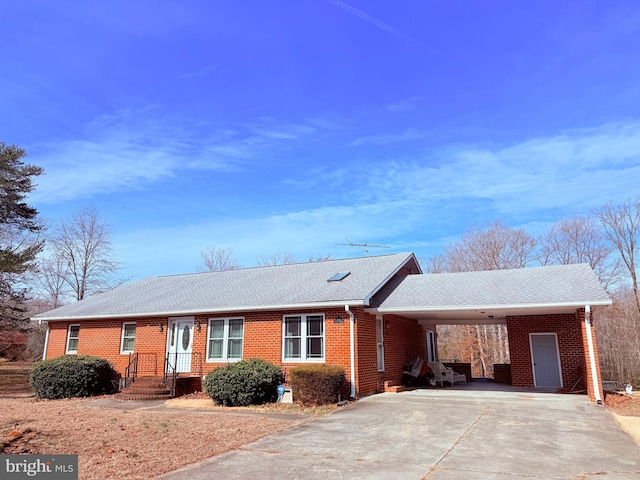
[0,360,317,480]
[0,396,309,480]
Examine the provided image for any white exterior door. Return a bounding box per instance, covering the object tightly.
[530,333,562,388]
[167,318,194,373]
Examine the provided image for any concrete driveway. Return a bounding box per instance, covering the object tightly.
[158,387,640,479]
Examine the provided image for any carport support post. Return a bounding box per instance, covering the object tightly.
[584,305,602,404]
[346,304,356,399]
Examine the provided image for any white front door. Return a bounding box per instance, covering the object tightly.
[530,333,562,388]
[167,318,194,373]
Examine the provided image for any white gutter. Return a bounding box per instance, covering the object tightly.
[373,299,612,314]
[584,305,602,404]
[345,304,356,399]
[33,300,366,322]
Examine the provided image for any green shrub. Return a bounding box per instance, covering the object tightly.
[290,364,345,406]
[30,355,118,399]
[203,358,285,407]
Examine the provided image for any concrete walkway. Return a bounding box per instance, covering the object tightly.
[157,388,640,480]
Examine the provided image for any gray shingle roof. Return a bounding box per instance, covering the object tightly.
[33,253,416,321]
[375,263,611,311]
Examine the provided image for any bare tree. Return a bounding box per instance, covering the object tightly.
[539,214,619,289]
[419,254,447,274]
[50,206,121,301]
[199,245,240,272]
[444,221,537,272]
[597,197,640,312]
[256,252,297,267]
[34,254,68,309]
[429,221,535,377]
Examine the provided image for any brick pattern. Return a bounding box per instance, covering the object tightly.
[355,312,426,396]
[45,307,361,394]
[506,309,602,400]
[45,305,429,399]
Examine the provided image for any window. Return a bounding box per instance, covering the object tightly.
[66,324,80,354]
[426,329,436,363]
[207,318,244,361]
[283,314,324,361]
[376,316,385,372]
[120,323,136,353]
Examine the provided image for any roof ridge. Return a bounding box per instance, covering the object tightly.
[156,252,413,278]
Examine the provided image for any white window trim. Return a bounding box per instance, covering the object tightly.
[66,324,80,354]
[206,317,244,362]
[282,313,325,362]
[376,316,385,372]
[120,322,136,354]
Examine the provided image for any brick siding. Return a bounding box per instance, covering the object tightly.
[506,309,602,401]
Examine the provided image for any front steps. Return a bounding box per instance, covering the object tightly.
[115,376,173,401]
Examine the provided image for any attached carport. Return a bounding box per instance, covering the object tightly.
[369,264,612,402]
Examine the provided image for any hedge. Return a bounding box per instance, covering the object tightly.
[290,364,345,406]
[203,358,285,407]
[30,355,118,399]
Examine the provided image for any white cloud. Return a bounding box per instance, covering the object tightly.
[30,108,331,204]
[361,121,640,214]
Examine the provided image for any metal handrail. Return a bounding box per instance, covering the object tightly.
[163,352,203,397]
[124,353,138,389]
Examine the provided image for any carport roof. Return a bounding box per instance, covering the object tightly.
[372,263,612,324]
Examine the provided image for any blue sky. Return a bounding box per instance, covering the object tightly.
[2,1,640,279]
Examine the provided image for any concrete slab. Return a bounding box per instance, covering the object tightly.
[157,389,640,480]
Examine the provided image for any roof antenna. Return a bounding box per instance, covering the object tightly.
[336,239,390,256]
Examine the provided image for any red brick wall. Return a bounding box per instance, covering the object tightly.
[354,311,426,397]
[46,318,168,375]
[45,307,426,399]
[506,311,590,396]
[45,307,358,394]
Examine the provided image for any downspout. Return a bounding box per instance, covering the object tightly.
[42,324,50,361]
[584,305,602,404]
[345,305,356,399]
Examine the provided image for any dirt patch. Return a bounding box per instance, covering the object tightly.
[0,396,307,480]
[605,392,640,446]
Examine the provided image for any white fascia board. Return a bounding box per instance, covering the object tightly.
[32,300,366,322]
[371,299,613,314]
[363,253,419,306]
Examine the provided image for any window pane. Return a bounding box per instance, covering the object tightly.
[228,339,242,358]
[377,344,384,371]
[208,339,223,359]
[307,316,323,336]
[229,319,243,338]
[284,317,301,337]
[285,338,301,358]
[209,320,224,339]
[70,326,80,338]
[123,338,135,352]
[68,338,78,352]
[376,318,383,343]
[307,337,323,358]
[124,324,136,337]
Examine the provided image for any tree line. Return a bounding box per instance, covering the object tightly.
[1,141,638,385]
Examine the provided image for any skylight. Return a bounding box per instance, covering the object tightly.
[328,272,350,282]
